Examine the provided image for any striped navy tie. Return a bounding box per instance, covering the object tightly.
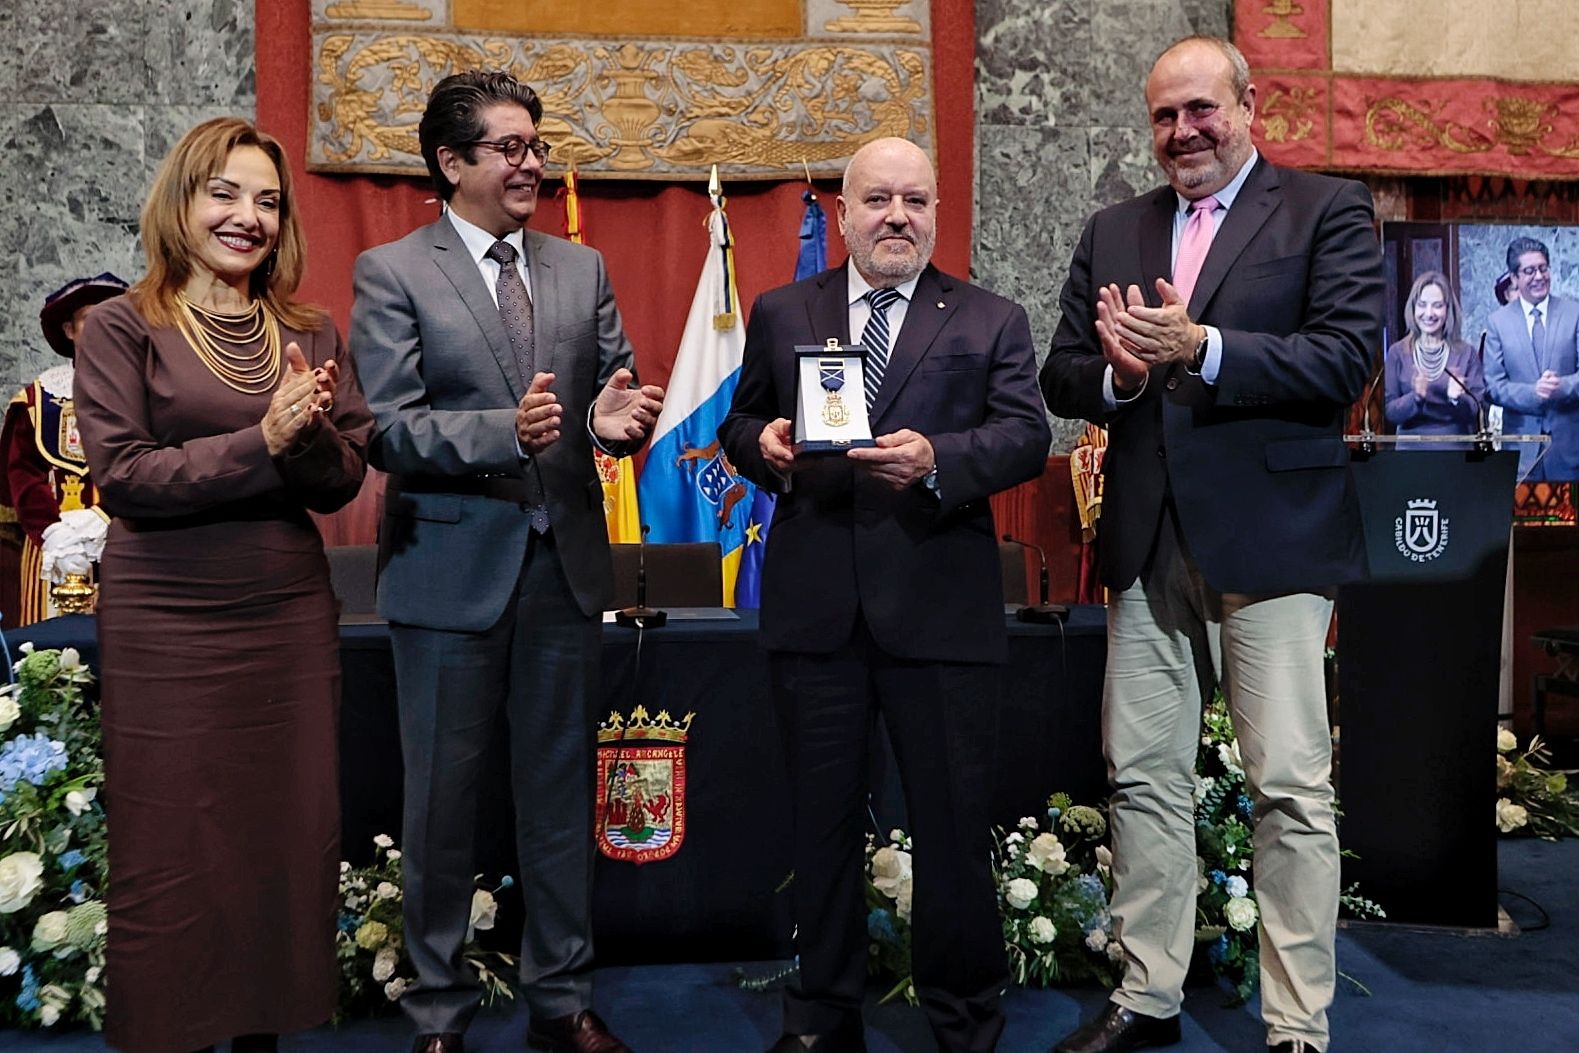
[861,287,902,409]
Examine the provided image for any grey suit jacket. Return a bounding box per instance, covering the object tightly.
[1483,295,1579,479]
[351,216,638,629]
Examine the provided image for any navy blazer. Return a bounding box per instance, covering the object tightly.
[719,263,1051,664]
[1040,159,1384,595]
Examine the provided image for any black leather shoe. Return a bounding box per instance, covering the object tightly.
[1053,1003,1181,1053]
[765,1018,867,1053]
[412,1035,464,1053]
[526,1009,631,1053]
[1269,1043,1319,1053]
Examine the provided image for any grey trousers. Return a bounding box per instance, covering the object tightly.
[391,532,599,1034]
[1104,511,1339,1051]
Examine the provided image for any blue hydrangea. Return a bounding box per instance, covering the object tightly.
[58,850,86,871]
[1207,934,1229,966]
[16,963,39,1012]
[337,911,358,934]
[867,907,898,944]
[1075,873,1107,901]
[1236,795,1254,820]
[0,733,68,795]
[1210,869,1227,886]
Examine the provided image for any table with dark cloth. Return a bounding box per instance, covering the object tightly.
[16,607,1107,962]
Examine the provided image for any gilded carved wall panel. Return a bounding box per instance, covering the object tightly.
[308,2,935,179]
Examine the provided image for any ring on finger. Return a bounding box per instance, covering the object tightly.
[290,402,302,415]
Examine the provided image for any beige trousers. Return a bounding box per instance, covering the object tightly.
[1104,511,1338,1052]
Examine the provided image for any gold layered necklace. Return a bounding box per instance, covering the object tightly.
[175,293,282,394]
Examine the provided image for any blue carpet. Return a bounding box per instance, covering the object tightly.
[4,839,1575,1052]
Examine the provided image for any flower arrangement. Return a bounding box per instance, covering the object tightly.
[862,694,1383,1005]
[0,645,107,1028]
[336,834,518,1018]
[863,830,916,1004]
[1495,729,1579,839]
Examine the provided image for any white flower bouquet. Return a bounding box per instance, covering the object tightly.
[0,645,106,1028]
[335,835,519,1018]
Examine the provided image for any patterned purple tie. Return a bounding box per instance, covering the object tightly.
[1172,195,1220,305]
[485,239,550,532]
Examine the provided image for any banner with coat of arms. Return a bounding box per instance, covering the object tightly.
[595,705,694,864]
[308,0,935,180]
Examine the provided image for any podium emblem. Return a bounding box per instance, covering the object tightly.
[595,706,694,864]
[1394,498,1450,562]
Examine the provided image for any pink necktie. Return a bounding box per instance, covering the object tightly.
[1172,195,1220,306]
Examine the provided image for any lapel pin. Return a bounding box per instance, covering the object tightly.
[936,300,945,309]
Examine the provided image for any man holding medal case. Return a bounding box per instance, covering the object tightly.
[719,138,1051,1053]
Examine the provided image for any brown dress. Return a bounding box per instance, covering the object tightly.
[73,294,373,1053]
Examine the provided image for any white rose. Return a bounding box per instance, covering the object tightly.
[1094,846,1113,870]
[1004,878,1038,911]
[86,965,100,984]
[1084,928,1108,952]
[40,1004,59,1026]
[0,853,46,914]
[59,648,82,672]
[1026,833,1070,876]
[340,861,352,874]
[373,945,399,982]
[1496,727,1517,753]
[467,888,498,941]
[895,880,913,923]
[31,911,69,951]
[1496,797,1529,833]
[1225,876,1249,899]
[1225,896,1259,932]
[1106,939,1125,962]
[64,787,97,817]
[384,977,408,1001]
[374,834,394,849]
[870,846,913,901]
[0,696,19,734]
[376,881,400,900]
[387,849,402,862]
[0,947,17,975]
[1496,756,1515,789]
[1218,740,1243,775]
[1027,916,1056,944]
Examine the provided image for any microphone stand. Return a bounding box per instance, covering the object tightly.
[1002,533,1069,623]
[614,524,668,629]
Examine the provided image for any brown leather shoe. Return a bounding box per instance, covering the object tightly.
[1052,1003,1181,1053]
[526,1009,631,1053]
[412,1034,464,1053]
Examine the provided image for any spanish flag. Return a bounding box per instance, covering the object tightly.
[561,167,643,544]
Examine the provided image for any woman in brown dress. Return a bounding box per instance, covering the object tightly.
[74,118,373,1053]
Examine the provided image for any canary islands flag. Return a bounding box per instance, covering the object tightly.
[636,175,762,605]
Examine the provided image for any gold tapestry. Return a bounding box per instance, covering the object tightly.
[309,0,935,180]
[1330,0,1579,81]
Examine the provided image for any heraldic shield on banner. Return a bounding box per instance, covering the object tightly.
[596,706,694,864]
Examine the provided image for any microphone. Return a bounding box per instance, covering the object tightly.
[1443,353,1491,453]
[1002,533,1068,624]
[1357,329,1388,454]
[614,524,668,629]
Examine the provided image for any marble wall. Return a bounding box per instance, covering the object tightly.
[973,0,1232,452]
[0,0,1223,423]
[0,0,254,394]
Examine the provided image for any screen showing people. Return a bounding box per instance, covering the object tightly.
[1376,222,1579,485]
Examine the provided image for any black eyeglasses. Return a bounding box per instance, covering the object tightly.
[1518,263,1551,278]
[468,137,551,166]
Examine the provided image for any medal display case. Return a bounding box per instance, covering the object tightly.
[794,339,876,452]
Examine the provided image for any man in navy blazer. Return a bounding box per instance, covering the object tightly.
[1483,236,1579,480]
[719,138,1050,1053]
[1040,36,1382,1053]
[352,71,662,1053]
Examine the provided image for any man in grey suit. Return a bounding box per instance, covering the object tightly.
[351,70,663,1053]
[1483,236,1579,480]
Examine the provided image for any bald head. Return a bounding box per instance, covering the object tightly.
[837,137,939,287]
